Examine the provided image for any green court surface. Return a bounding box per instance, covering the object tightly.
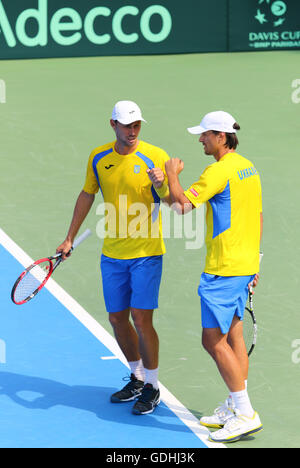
[0,51,300,448]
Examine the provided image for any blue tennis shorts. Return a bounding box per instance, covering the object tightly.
[100,254,163,313]
[198,273,255,335]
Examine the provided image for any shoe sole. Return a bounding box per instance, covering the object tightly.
[209,425,263,443]
[200,421,224,429]
[132,398,161,415]
[110,392,143,403]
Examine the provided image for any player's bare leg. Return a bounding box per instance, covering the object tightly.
[131,308,159,370]
[109,308,140,362]
[227,316,249,382]
[109,308,144,403]
[202,327,245,392]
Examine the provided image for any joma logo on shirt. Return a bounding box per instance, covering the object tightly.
[237,166,258,180]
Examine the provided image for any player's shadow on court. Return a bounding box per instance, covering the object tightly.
[0,371,203,436]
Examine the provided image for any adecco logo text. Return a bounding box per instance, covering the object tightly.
[0,0,172,47]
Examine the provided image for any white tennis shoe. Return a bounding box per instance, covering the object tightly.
[208,409,263,443]
[200,397,235,428]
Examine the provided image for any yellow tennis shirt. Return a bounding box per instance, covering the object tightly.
[184,152,262,276]
[83,140,170,259]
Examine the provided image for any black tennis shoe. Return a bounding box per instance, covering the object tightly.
[110,374,144,403]
[132,383,160,415]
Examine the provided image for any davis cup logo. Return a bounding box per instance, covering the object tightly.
[255,0,287,27]
[249,0,300,51]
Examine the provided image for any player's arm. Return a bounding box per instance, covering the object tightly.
[57,190,95,259]
[165,158,193,214]
[147,168,172,205]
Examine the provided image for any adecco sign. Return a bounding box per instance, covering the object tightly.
[0,0,172,47]
[0,0,228,58]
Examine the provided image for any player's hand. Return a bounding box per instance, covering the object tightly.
[147,167,165,188]
[165,158,184,175]
[56,239,73,261]
[249,273,259,291]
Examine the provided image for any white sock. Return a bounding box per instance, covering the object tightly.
[144,368,159,390]
[230,389,254,418]
[228,381,247,405]
[128,359,145,382]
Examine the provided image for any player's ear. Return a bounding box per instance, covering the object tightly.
[218,132,226,143]
[110,119,117,130]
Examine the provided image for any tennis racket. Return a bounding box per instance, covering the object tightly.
[243,253,263,356]
[11,229,92,306]
[243,287,257,357]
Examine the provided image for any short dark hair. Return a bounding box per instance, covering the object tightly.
[213,123,240,150]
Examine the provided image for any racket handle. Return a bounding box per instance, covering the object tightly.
[72,229,92,250]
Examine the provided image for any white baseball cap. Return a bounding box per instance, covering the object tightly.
[112,100,146,125]
[187,111,237,135]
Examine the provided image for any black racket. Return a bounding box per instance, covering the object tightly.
[243,287,257,357]
[243,253,263,356]
[11,229,91,305]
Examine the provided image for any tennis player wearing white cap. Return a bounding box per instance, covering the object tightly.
[57,100,171,415]
[164,111,263,443]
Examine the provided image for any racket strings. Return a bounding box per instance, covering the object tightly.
[13,261,51,303]
[243,307,255,353]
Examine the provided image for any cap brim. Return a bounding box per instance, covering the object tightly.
[118,117,147,125]
[187,125,206,135]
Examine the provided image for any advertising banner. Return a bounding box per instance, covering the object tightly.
[229,0,300,52]
[0,0,227,59]
[0,1,299,60]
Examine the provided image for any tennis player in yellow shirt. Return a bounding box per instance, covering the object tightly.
[56,101,170,415]
[164,111,263,443]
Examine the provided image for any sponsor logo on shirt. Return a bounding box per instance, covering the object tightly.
[189,188,199,197]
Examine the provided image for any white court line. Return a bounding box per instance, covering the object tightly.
[0,227,225,449]
[100,356,119,360]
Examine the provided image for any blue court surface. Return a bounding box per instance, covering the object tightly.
[0,230,224,449]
